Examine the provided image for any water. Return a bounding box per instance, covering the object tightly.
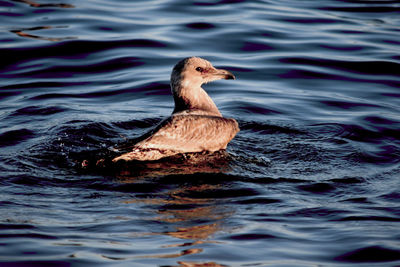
[1,0,400,266]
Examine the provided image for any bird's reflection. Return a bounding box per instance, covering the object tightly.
[112,150,232,179]
[120,172,234,266]
[172,261,228,267]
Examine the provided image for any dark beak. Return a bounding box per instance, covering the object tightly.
[215,68,236,80]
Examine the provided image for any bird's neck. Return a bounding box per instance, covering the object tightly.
[172,84,222,117]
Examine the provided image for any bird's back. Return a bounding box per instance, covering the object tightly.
[113,113,239,162]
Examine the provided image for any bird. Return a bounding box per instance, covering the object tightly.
[112,57,239,162]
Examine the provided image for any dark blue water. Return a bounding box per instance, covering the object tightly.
[1,0,400,266]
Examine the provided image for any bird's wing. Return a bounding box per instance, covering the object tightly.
[136,114,239,153]
[112,114,239,162]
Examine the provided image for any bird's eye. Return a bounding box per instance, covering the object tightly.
[195,67,203,72]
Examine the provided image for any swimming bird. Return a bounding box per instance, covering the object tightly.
[112,57,239,162]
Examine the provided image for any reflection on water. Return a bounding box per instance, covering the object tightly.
[13,0,74,8]
[119,181,233,266]
[170,262,227,267]
[111,151,233,178]
[11,26,76,42]
[8,0,76,43]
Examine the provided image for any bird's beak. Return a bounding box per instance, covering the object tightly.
[215,68,236,80]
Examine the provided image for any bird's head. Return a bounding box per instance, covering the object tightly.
[171,57,235,90]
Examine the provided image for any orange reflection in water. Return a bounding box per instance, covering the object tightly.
[173,261,228,267]
[122,180,234,265]
[11,0,75,41]
[164,223,221,244]
[13,0,74,8]
[114,150,232,179]
[11,26,76,42]
[138,248,204,259]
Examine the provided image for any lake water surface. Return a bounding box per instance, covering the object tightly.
[1,0,400,266]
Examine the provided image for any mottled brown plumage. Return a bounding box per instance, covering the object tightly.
[112,57,239,162]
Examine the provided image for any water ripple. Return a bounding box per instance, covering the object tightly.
[1,0,400,266]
